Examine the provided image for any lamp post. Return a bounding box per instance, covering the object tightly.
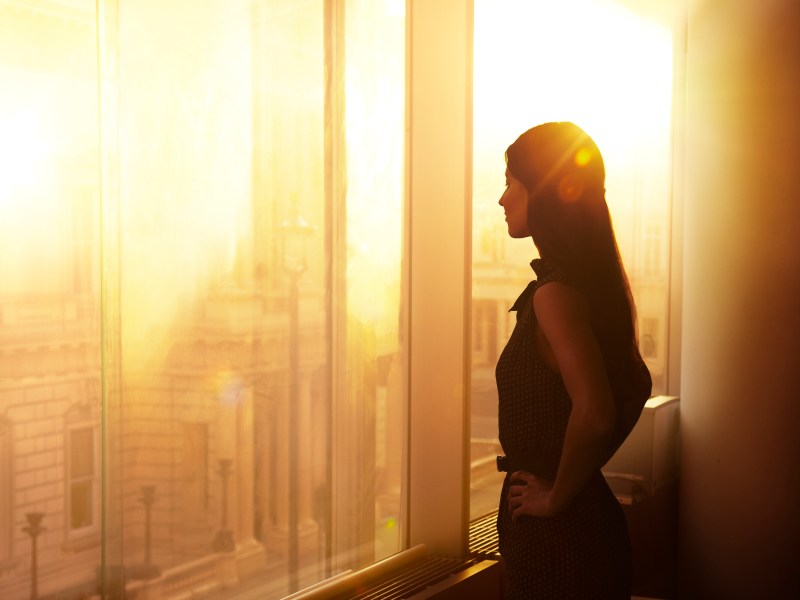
[212,458,235,552]
[23,512,45,600]
[278,203,314,592]
[139,486,156,567]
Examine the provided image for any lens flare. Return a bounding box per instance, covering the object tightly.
[213,369,245,406]
[557,175,584,202]
[574,147,592,167]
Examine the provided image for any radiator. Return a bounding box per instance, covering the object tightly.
[287,544,500,600]
[468,511,500,560]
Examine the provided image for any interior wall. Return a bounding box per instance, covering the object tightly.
[680,0,800,597]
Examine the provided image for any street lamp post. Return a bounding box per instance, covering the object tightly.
[278,204,314,593]
[287,261,300,592]
[212,459,235,553]
[139,486,156,566]
[23,512,45,600]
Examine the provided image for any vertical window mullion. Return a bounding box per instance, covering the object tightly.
[324,0,350,576]
[407,0,472,556]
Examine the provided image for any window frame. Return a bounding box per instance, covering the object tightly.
[406,0,685,554]
[405,0,474,556]
[80,0,687,593]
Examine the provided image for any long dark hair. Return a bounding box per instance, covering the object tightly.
[506,122,651,451]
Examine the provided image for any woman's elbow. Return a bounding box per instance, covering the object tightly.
[593,410,616,440]
[575,397,616,439]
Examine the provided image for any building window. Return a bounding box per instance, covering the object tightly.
[67,424,97,533]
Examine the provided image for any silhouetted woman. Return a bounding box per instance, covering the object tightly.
[495,122,651,598]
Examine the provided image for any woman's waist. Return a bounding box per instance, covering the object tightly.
[495,452,557,481]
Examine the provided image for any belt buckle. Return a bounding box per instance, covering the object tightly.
[496,455,508,472]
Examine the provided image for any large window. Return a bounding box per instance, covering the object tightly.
[470,0,679,519]
[0,1,679,598]
[1,1,405,598]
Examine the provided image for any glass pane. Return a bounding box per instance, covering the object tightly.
[109,0,330,593]
[1,0,405,598]
[0,1,102,598]
[103,1,407,598]
[342,0,406,567]
[471,0,674,520]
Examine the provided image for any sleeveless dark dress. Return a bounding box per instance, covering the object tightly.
[495,258,633,599]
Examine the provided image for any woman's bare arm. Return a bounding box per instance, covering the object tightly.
[508,281,615,520]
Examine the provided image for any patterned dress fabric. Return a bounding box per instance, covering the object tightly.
[495,258,631,599]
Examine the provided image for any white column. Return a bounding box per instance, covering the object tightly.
[275,386,289,536]
[407,0,473,556]
[298,376,316,529]
[236,387,254,543]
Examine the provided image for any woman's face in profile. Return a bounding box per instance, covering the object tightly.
[499,168,530,238]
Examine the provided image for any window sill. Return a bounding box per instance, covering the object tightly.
[62,531,101,553]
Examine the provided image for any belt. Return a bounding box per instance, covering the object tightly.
[496,455,550,478]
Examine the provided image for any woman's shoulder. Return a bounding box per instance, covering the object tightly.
[531,259,592,337]
[532,278,589,326]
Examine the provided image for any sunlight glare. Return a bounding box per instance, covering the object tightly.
[472,0,675,394]
[344,1,404,351]
[473,0,674,270]
[0,107,54,203]
[474,0,673,168]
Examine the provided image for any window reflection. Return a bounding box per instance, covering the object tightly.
[0,1,405,599]
[0,2,102,599]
